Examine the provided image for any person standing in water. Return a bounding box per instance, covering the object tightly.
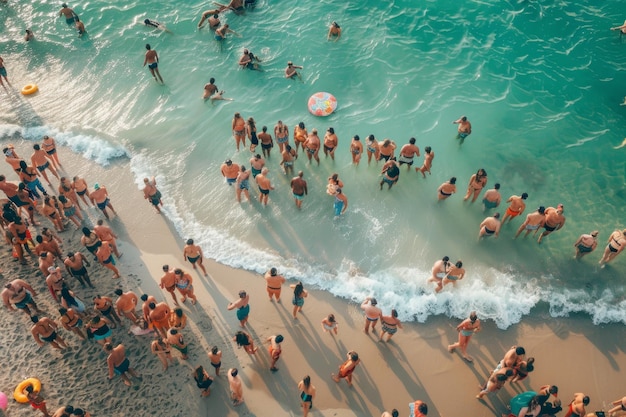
[453,116,472,141]
[599,229,626,266]
[327,21,341,41]
[573,231,599,259]
[143,44,164,84]
[290,171,308,209]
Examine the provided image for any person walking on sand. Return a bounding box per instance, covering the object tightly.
[93,295,122,327]
[564,393,590,417]
[90,183,117,219]
[234,330,257,354]
[208,346,222,375]
[72,176,91,206]
[437,177,457,200]
[3,279,41,317]
[453,116,472,141]
[478,212,501,239]
[599,229,626,266]
[143,44,164,84]
[160,264,179,306]
[476,368,513,399]
[267,334,284,372]
[96,241,121,278]
[25,384,50,417]
[502,193,528,224]
[228,368,244,406]
[42,135,61,169]
[183,238,208,276]
[174,268,197,304]
[298,375,316,417]
[142,176,163,213]
[59,307,86,340]
[31,315,67,350]
[94,219,122,258]
[537,204,566,243]
[514,206,546,239]
[379,308,403,342]
[321,313,339,335]
[105,343,141,386]
[361,296,382,334]
[148,301,171,339]
[167,328,188,359]
[256,167,274,206]
[228,290,250,327]
[573,231,599,259]
[332,350,361,386]
[265,267,285,302]
[151,338,173,370]
[290,281,308,319]
[290,171,308,209]
[448,311,481,362]
[463,168,487,202]
[417,146,434,177]
[608,396,626,417]
[193,366,214,397]
[482,183,501,212]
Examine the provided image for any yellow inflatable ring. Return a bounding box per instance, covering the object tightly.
[21,84,38,96]
[14,378,41,403]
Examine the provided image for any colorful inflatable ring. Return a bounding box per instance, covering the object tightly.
[14,378,41,403]
[21,84,38,96]
[308,92,337,117]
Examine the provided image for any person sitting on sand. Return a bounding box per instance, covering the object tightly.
[105,343,141,386]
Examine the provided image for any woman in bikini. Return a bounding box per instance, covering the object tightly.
[232,112,246,151]
[464,168,488,202]
[72,176,91,207]
[274,120,289,152]
[81,227,102,259]
[59,306,86,339]
[41,197,64,232]
[331,351,360,386]
[447,311,481,362]
[350,135,363,165]
[58,195,82,227]
[42,135,61,169]
[90,315,113,346]
[18,160,47,199]
[321,313,338,335]
[233,330,257,354]
[247,117,258,152]
[174,268,197,304]
[379,309,403,342]
[326,173,344,196]
[193,366,213,397]
[599,229,626,266]
[151,338,173,370]
[293,122,307,153]
[441,260,465,292]
[59,177,82,208]
[437,177,457,201]
[366,134,380,164]
[298,375,316,417]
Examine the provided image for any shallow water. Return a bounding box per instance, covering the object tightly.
[2,0,626,328]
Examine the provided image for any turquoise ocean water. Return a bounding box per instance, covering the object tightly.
[1,0,626,328]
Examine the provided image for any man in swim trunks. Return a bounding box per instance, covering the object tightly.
[482,183,501,212]
[72,176,91,206]
[105,343,141,386]
[537,204,566,243]
[290,171,308,209]
[96,241,121,278]
[514,206,546,239]
[285,61,303,79]
[267,335,284,372]
[228,368,244,406]
[45,266,65,303]
[31,144,59,186]
[478,212,501,239]
[258,126,273,158]
[599,229,626,266]
[59,3,78,25]
[94,219,121,258]
[142,176,163,213]
[31,315,67,349]
[501,193,528,224]
[227,290,250,327]
[437,177,457,200]
[361,297,382,334]
[143,44,164,84]
[183,238,208,276]
[264,267,286,302]
[89,183,117,219]
[214,24,239,46]
[114,289,139,324]
[249,154,265,178]
[398,137,420,170]
[380,157,400,190]
[63,252,94,288]
[573,231,599,259]
[303,129,321,165]
[274,120,290,152]
[350,135,364,165]
[255,167,274,206]
[148,301,171,339]
[159,264,179,305]
[238,48,261,71]
[2,279,41,316]
[221,159,240,186]
[453,115,472,141]
[280,144,297,175]
[378,139,396,162]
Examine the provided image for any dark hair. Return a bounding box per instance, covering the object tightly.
[583,396,590,405]
[450,177,456,184]
[175,308,183,318]
[493,212,500,219]
[33,144,41,150]
[417,403,428,414]
[82,227,92,236]
[145,44,151,50]
[230,368,238,377]
[59,307,67,315]
[170,329,178,335]
[442,256,450,262]
[349,351,359,361]
[521,192,528,199]
[114,289,123,296]
[549,385,558,395]
[186,238,194,245]
[328,314,335,322]
[353,135,360,141]
[140,294,148,301]
[148,302,156,309]
[456,261,463,268]
[328,127,334,134]
[270,267,277,276]
[515,347,526,355]
[497,373,509,381]
[211,346,219,354]
[391,309,398,318]
[275,334,284,343]
[392,410,399,417]
[494,183,500,189]
[504,369,514,377]
[538,206,546,214]
[409,137,416,144]
[298,122,305,129]
[210,77,215,83]
[302,375,311,388]
[235,331,249,346]
[36,235,43,243]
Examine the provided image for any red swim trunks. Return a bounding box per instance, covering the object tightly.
[506,207,521,218]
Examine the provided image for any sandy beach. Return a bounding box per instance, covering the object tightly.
[1,143,625,417]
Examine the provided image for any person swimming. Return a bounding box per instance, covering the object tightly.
[143,19,172,33]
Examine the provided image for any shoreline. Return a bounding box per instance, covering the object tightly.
[0,144,625,417]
